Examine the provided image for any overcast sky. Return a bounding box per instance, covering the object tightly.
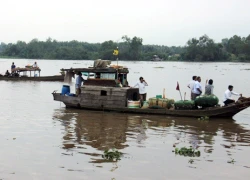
[0,0,250,46]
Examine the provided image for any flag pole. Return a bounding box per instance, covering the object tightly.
[179,90,183,101]
[176,81,183,101]
[113,47,119,80]
[116,47,119,66]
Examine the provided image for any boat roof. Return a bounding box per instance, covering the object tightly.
[61,67,129,74]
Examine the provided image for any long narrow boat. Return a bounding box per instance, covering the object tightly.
[0,75,64,81]
[52,91,250,118]
[52,61,250,118]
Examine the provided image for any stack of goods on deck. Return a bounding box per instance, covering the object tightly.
[194,95,219,108]
[148,97,175,109]
[174,100,195,110]
[94,59,111,68]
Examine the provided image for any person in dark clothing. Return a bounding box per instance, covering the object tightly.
[11,62,16,72]
[5,70,10,76]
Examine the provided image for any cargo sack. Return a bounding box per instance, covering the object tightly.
[148,98,158,107]
[174,100,195,110]
[148,98,175,109]
[194,95,219,107]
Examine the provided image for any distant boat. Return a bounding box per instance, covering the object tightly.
[0,75,64,81]
[151,55,163,61]
[0,67,64,81]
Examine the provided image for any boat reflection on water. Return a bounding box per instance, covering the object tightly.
[53,109,250,163]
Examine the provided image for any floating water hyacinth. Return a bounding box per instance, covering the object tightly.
[174,147,200,157]
[102,149,122,161]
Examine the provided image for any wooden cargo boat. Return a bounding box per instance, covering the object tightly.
[0,67,64,81]
[53,61,250,118]
[52,87,250,118]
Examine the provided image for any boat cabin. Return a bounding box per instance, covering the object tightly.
[61,65,129,87]
[58,62,140,109]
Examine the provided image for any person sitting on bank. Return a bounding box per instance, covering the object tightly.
[223,85,242,106]
[75,72,84,96]
[133,77,148,107]
[11,62,16,73]
[5,70,10,77]
[205,79,214,95]
[192,76,202,99]
[33,62,38,68]
[187,75,197,100]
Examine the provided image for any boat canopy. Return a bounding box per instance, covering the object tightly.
[61,67,129,74]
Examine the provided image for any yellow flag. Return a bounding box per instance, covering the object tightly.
[113,49,119,56]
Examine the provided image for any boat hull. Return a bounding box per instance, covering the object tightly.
[52,93,250,118]
[0,75,64,81]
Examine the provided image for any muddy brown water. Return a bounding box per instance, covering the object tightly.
[0,59,250,179]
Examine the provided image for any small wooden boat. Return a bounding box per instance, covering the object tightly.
[53,61,250,118]
[0,67,64,81]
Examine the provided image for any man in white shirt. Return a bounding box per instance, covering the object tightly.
[33,62,38,68]
[223,85,242,106]
[192,76,202,100]
[187,76,197,100]
[134,77,148,106]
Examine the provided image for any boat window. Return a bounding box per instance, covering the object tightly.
[100,90,107,96]
[100,73,115,79]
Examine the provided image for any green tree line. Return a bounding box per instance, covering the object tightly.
[0,34,250,61]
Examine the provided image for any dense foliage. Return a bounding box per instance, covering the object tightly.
[0,34,250,61]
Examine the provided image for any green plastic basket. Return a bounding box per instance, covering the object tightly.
[156,95,162,98]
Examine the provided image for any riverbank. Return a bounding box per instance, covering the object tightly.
[1,57,249,63]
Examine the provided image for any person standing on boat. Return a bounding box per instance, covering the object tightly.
[75,72,84,96]
[187,76,197,100]
[205,79,214,95]
[223,85,242,106]
[11,62,16,73]
[133,77,148,107]
[192,76,202,99]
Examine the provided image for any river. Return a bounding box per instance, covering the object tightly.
[0,59,250,179]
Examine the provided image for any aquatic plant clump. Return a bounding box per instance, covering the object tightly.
[198,116,210,121]
[227,158,235,164]
[102,149,122,161]
[174,147,200,157]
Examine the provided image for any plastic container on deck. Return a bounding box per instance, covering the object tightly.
[61,85,70,95]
